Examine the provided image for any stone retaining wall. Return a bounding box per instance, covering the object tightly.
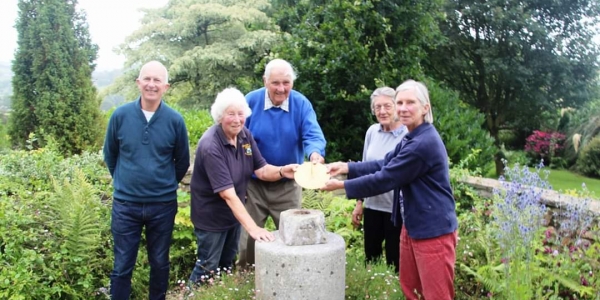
[462,176,600,217]
[462,176,600,243]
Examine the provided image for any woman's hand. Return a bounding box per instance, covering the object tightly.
[352,201,363,228]
[280,164,299,179]
[326,162,349,177]
[248,227,275,242]
[320,178,344,191]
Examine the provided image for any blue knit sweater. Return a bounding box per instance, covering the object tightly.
[245,88,326,166]
[103,98,190,202]
[344,123,457,239]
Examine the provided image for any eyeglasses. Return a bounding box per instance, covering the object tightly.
[373,103,394,112]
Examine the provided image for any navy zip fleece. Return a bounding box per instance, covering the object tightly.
[103,98,190,203]
[344,123,458,239]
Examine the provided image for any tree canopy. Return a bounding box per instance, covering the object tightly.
[9,0,102,154]
[271,0,444,161]
[426,0,600,172]
[104,0,281,107]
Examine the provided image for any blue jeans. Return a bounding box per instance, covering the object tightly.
[110,199,177,300]
[189,225,241,285]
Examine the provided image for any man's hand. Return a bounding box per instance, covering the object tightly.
[309,152,325,164]
[352,201,363,228]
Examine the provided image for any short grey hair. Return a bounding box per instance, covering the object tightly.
[370,87,396,113]
[210,87,252,123]
[264,59,297,82]
[395,80,433,123]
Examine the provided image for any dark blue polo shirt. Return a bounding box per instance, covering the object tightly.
[190,124,267,231]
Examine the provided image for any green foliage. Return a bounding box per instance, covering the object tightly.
[9,0,103,155]
[271,0,443,161]
[343,256,404,300]
[168,190,400,299]
[501,149,531,167]
[563,98,600,167]
[576,136,600,178]
[498,129,521,150]
[3,143,600,299]
[427,0,600,174]
[108,0,281,107]
[302,190,363,252]
[0,120,10,152]
[169,191,197,286]
[450,149,491,215]
[429,80,497,170]
[0,153,112,298]
[454,164,600,299]
[176,106,213,148]
[39,170,111,298]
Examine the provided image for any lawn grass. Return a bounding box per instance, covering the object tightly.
[536,168,600,199]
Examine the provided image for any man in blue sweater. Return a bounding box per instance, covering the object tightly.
[103,61,190,300]
[237,59,326,267]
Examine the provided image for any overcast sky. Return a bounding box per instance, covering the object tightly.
[0,0,169,71]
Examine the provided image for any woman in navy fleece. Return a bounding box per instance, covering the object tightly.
[322,80,458,300]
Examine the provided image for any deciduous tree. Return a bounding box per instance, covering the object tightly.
[271,0,444,161]
[426,0,600,174]
[105,0,281,107]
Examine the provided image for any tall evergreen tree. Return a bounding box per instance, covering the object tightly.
[9,0,102,154]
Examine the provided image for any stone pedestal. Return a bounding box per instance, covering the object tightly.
[255,209,346,300]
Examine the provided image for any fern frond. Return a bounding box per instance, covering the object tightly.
[45,169,103,268]
[459,263,504,294]
[301,189,334,210]
[548,273,595,297]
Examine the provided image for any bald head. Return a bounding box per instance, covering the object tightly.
[138,61,169,84]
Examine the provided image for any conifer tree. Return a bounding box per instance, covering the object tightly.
[9,0,102,154]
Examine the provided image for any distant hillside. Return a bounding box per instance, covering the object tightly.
[0,62,12,109]
[0,62,123,110]
[92,68,123,89]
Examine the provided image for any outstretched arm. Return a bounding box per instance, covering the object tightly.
[219,188,274,242]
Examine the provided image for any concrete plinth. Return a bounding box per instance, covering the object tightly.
[255,209,346,300]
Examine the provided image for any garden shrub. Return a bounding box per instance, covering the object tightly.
[563,99,600,167]
[0,158,113,298]
[498,129,520,150]
[428,80,497,171]
[576,136,600,178]
[501,148,531,167]
[457,163,599,299]
[176,106,213,148]
[524,130,566,168]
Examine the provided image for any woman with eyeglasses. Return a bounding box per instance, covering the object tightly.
[352,87,407,273]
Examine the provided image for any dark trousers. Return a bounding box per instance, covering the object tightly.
[189,225,241,284]
[363,207,401,273]
[110,199,177,300]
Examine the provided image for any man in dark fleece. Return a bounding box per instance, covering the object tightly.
[103,60,190,300]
